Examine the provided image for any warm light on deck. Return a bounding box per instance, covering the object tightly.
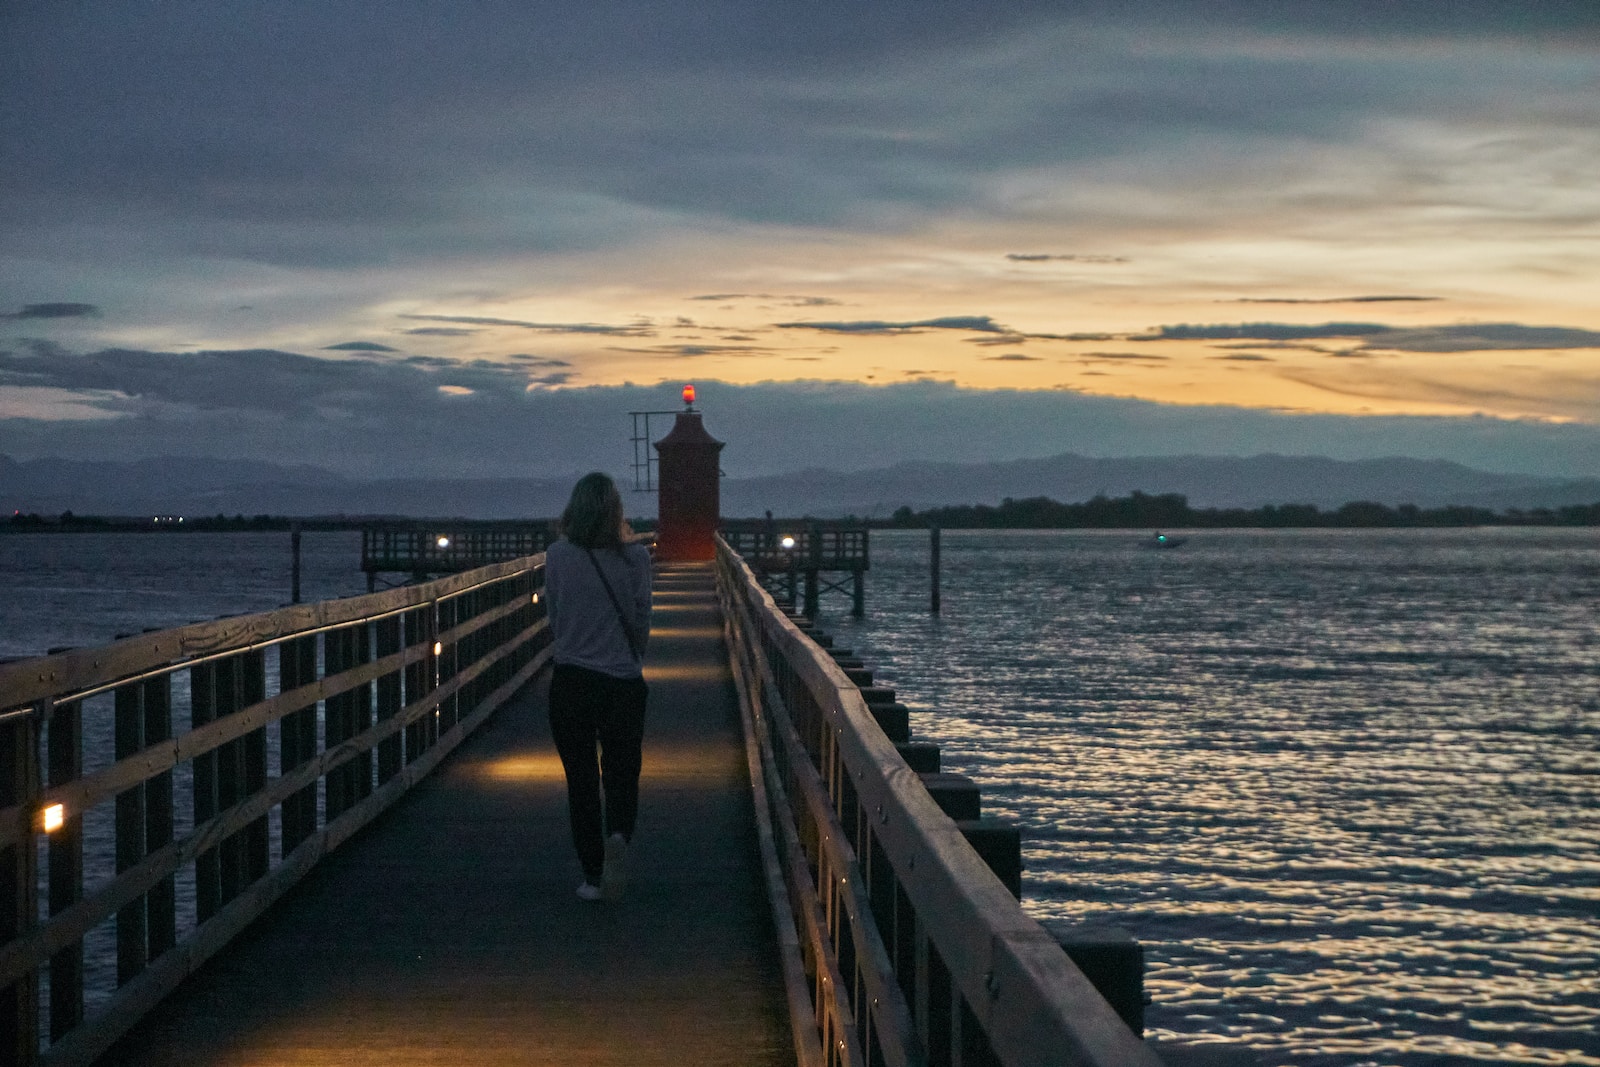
[42,803,65,833]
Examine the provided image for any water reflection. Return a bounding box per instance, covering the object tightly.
[825,529,1600,1066]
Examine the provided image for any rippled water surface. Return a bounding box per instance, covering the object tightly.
[1,531,365,660]
[818,528,1600,1067]
[3,529,1596,1063]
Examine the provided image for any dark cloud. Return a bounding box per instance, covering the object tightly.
[506,354,572,367]
[1211,353,1276,362]
[1146,321,1600,350]
[1228,296,1440,304]
[1364,324,1600,352]
[402,327,478,336]
[2,303,99,320]
[776,316,1007,335]
[3,0,1595,286]
[965,331,1119,347]
[605,344,769,358]
[690,294,842,307]
[400,315,654,336]
[1212,341,1340,354]
[1144,322,1393,341]
[1074,352,1171,363]
[983,354,1042,362]
[324,341,398,351]
[1006,253,1128,264]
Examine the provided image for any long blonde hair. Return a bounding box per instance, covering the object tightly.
[560,472,625,549]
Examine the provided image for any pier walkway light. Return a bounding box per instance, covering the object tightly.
[780,535,796,551]
[42,803,65,833]
[436,535,451,549]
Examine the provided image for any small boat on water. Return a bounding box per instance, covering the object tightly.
[1141,531,1188,549]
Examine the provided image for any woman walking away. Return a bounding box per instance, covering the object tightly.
[544,472,652,901]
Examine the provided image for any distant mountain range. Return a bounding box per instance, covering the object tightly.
[4,452,1598,520]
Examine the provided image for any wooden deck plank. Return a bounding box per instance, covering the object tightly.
[98,563,793,1066]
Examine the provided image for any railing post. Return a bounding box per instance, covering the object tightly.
[325,625,373,820]
[1,708,41,1066]
[115,683,149,985]
[237,652,270,895]
[375,616,403,785]
[45,698,83,1042]
[404,606,438,761]
[804,522,821,617]
[190,661,222,921]
[290,523,302,604]
[114,677,174,985]
[144,680,176,962]
[279,636,319,857]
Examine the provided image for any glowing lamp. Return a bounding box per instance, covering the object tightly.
[531,592,540,604]
[682,383,695,408]
[433,641,443,656]
[436,535,450,549]
[780,535,796,550]
[42,804,65,834]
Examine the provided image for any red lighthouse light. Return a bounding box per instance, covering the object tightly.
[682,383,696,408]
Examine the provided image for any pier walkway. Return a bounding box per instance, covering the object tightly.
[99,563,792,1066]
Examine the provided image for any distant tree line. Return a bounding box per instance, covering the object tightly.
[7,512,335,532]
[884,491,1600,529]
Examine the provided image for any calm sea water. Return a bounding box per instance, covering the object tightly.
[0,531,366,661]
[3,529,1597,1065]
[1,531,369,1022]
[814,528,1600,1067]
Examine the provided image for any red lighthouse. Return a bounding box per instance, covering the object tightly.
[653,385,724,561]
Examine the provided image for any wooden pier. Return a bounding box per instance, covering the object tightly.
[362,519,870,617]
[360,521,556,590]
[719,519,869,617]
[97,564,791,1065]
[2,543,1160,1067]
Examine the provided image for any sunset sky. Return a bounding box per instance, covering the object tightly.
[3,2,1598,480]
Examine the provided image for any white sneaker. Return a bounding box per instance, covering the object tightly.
[576,882,603,902]
[602,833,628,900]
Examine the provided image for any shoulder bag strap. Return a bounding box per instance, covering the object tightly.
[583,547,644,660]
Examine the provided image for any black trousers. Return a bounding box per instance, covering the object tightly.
[548,663,648,882]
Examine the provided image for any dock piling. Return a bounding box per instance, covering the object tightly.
[290,523,302,604]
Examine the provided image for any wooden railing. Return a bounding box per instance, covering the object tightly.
[0,556,551,1066]
[361,522,557,580]
[719,520,869,574]
[715,535,1160,1067]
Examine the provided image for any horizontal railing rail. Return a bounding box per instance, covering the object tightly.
[0,555,552,1066]
[360,522,557,576]
[716,535,1159,1067]
[719,521,869,573]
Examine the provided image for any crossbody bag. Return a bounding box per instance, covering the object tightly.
[583,547,645,660]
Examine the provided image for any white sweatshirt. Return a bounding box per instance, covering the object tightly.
[544,538,653,678]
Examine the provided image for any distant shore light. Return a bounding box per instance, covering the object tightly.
[436,535,450,549]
